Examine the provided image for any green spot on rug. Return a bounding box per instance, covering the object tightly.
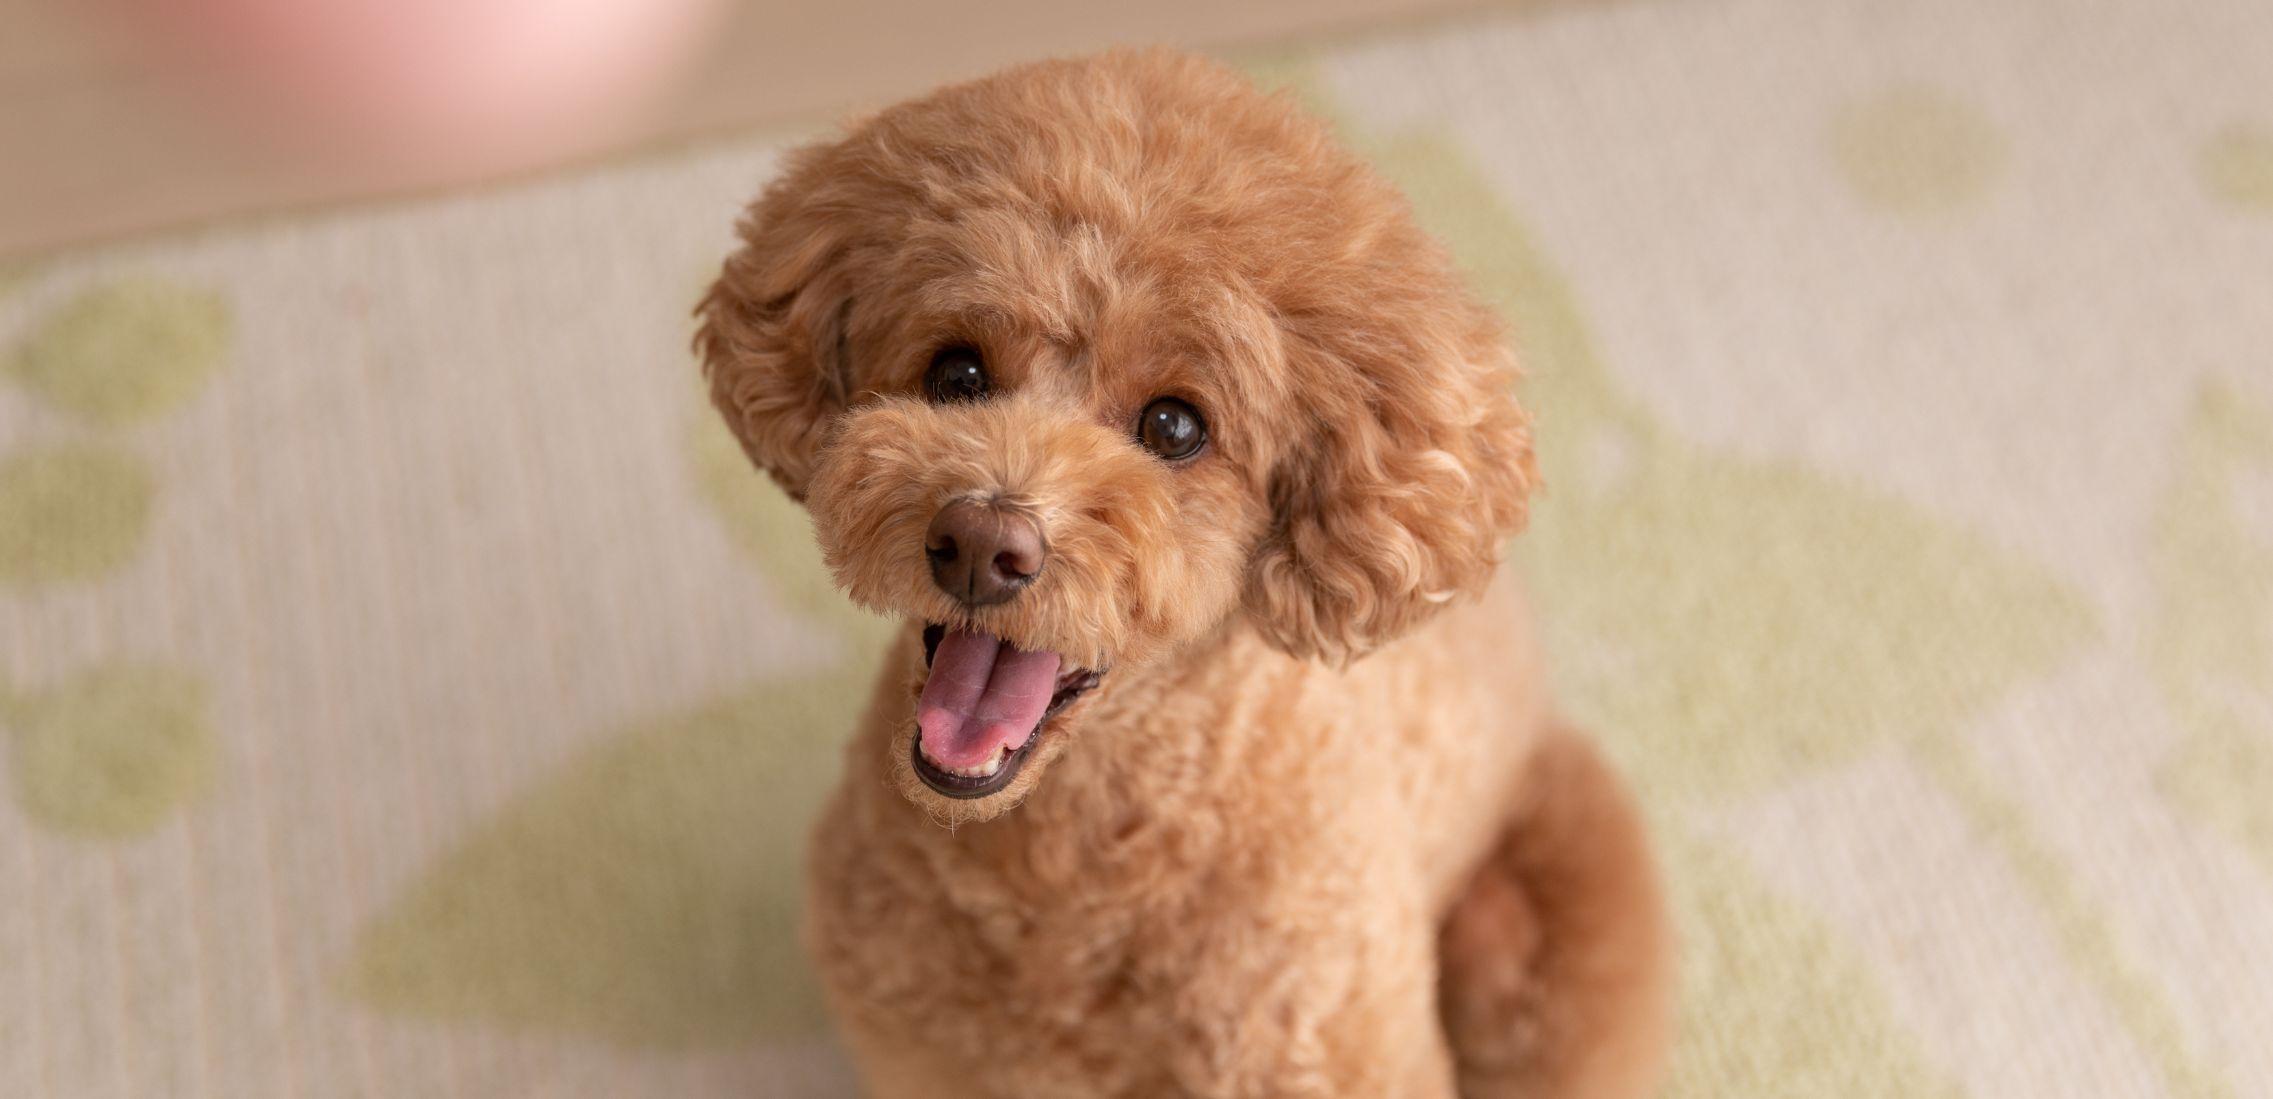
[2200,125,2273,213]
[1827,88,2007,215]
[2,664,215,838]
[0,444,156,585]
[345,664,878,1046]
[1663,829,1963,1099]
[7,280,231,427]
[2152,381,2273,871]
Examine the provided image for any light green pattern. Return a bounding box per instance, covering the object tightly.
[346,399,889,1045]
[6,280,231,427]
[2153,382,2273,871]
[1827,88,2008,215]
[1665,831,1963,1099]
[348,669,872,1044]
[1,665,215,838]
[0,444,155,585]
[1913,722,2235,1099]
[0,276,235,840]
[2200,125,2273,212]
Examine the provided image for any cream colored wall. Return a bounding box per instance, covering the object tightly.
[0,0,1501,256]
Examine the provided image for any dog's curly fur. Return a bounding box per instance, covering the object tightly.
[698,49,1670,1098]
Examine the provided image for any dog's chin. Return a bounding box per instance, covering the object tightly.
[893,622,1106,825]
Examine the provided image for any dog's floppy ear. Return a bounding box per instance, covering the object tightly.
[1244,277,1536,665]
[695,143,868,503]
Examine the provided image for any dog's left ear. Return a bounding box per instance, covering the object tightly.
[1244,279,1536,665]
[694,142,868,503]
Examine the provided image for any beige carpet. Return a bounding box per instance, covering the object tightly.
[4,0,2272,1095]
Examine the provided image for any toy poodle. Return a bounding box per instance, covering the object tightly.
[697,48,1670,1099]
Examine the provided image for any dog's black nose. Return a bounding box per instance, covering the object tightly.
[925,500,1044,606]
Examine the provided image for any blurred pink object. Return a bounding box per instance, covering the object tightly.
[134,0,726,177]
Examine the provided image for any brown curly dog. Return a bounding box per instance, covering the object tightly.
[697,48,1670,1099]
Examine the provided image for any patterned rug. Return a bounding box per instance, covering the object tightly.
[4,0,2270,1094]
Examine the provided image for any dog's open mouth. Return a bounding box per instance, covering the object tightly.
[912,623,1103,799]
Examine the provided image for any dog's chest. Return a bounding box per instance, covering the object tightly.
[812,809,1243,1093]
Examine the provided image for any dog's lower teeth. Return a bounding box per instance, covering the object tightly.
[927,744,1013,780]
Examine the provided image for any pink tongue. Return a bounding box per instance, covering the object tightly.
[917,629,1064,770]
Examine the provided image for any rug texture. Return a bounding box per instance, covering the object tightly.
[3,0,2271,1095]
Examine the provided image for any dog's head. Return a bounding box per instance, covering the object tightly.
[698,50,1533,823]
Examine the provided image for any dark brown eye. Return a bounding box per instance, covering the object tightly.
[924,346,989,403]
[1137,397,1206,460]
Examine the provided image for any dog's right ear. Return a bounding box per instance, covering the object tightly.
[695,146,864,503]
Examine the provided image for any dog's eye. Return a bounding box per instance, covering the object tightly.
[1137,397,1206,460]
[923,346,990,404]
